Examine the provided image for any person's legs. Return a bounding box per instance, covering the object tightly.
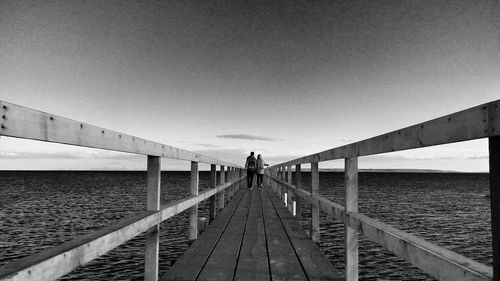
[248,170,255,189]
[246,170,252,188]
[257,174,263,187]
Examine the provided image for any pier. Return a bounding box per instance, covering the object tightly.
[0,99,499,281]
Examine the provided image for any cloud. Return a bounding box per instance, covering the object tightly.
[216,134,282,141]
[194,143,222,148]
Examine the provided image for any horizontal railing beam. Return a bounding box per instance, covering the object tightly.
[0,101,240,168]
[266,175,493,281]
[271,100,500,168]
[0,177,245,281]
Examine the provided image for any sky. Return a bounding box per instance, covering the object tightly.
[0,0,499,171]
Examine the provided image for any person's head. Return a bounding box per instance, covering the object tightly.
[250,151,254,156]
[257,154,262,159]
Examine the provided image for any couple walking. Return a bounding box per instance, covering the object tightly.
[244,152,268,189]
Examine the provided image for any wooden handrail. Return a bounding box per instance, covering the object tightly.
[266,100,500,281]
[0,177,245,281]
[0,100,245,281]
[270,99,499,168]
[266,175,493,281]
[0,100,241,168]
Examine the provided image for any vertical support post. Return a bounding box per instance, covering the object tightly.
[295,164,302,220]
[226,166,231,201]
[345,157,359,281]
[490,136,500,280]
[209,164,216,221]
[310,162,320,243]
[287,165,293,213]
[282,166,287,205]
[219,165,225,210]
[145,155,161,281]
[189,161,199,242]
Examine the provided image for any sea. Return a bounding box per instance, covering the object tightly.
[0,171,491,280]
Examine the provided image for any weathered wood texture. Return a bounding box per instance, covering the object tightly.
[344,157,358,281]
[265,188,342,281]
[287,165,293,213]
[190,161,199,241]
[0,100,240,167]
[310,162,320,243]
[163,186,342,281]
[266,175,493,281]
[0,177,245,281]
[145,156,161,281]
[162,190,248,281]
[197,191,251,280]
[234,190,270,281]
[295,164,302,220]
[218,165,225,210]
[209,164,217,220]
[271,100,500,168]
[490,135,500,280]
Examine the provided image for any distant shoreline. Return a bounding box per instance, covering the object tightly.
[0,169,488,173]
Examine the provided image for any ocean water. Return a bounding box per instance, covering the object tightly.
[0,171,491,280]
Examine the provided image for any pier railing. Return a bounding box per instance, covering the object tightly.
[0,100,244,281]
[266,99,499,281]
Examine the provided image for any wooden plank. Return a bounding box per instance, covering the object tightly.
[234,189,270,281]
[489,135,500,280]
[190,161,199,241]
[0,100,241,168]
[161,189,247,281]
[271,99,500,168]
[344,157,358,281]
[197,190,251,281]
[261,186,308,281]
[311,162,320,243]
[266,187,342,281]
[145,155,161,281]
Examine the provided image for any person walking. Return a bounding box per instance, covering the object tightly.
[245,152,257,189]
[256,154,268,188]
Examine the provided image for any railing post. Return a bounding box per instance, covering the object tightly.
[311,162,320,243]
[345,157,359,281]
[209,164,216,221]
[226,166,231,201]
[287,165,293,213]
[295,164,302,219]
[219,165,225,210]
[189,161,199,242]
[281,167,286,202]
[145,155,161,281]
[490,136,500,280]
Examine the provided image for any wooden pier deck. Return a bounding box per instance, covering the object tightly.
[162,186,342,281]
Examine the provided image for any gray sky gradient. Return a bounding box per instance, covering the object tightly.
[0,0,498,171]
